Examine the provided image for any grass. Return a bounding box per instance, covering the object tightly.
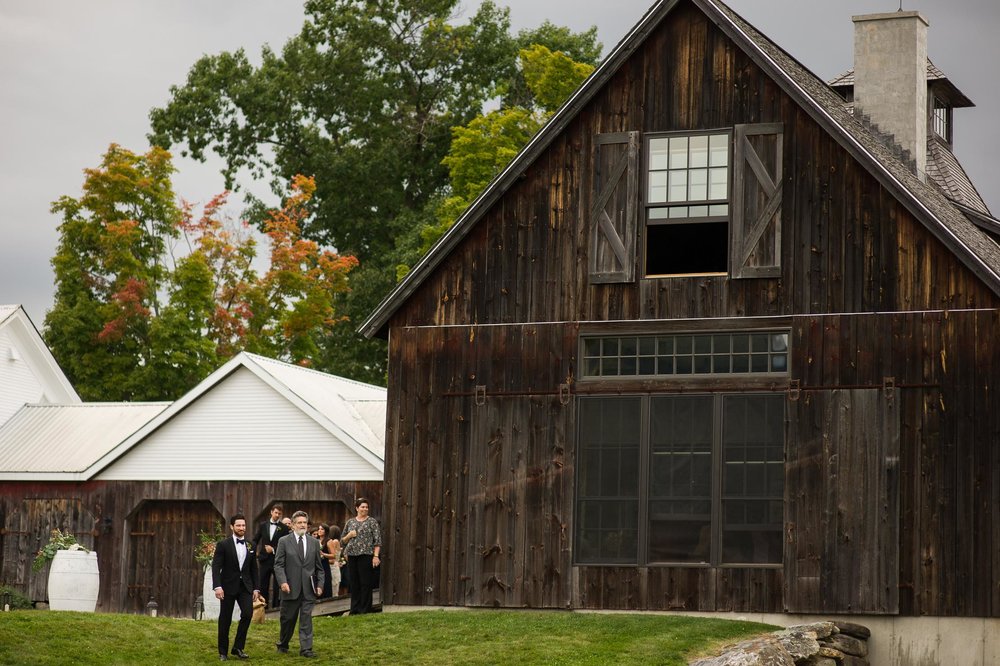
[0,609,776,665]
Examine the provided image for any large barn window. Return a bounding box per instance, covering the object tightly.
[575,393,785,566]
[644,131,730,276]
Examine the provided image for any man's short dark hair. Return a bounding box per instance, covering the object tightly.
[291,510,309,522]
[271,503,283,512]
[230,513,246,526]
[354,497,369,509]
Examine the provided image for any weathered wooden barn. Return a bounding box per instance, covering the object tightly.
[0,352,385,617]
[360,0,1000,656]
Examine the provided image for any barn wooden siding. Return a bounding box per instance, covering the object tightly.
[375,0,999,617]
[0,481,381,617]
[383,310,998,615]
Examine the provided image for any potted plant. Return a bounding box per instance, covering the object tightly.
[194,521,233,621]
[33,529,99,612]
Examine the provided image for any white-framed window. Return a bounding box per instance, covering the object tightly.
[644,131,730,276]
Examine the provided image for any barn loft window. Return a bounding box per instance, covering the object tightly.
[575,393,785,567]
[932,96,951,143]
[644,131,730,276]
[580,331,789,378]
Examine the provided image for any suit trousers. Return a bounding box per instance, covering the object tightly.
[347,554,375,615]
[259,558,280,607]
[278,594,315,653]
[218,587,253,655]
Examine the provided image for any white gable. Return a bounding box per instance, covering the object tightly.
[95,366,382,481]
[0,306,79,426]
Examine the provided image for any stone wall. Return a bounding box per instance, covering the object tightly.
[691,621,871,666]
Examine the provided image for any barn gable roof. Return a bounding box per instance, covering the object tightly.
[0,305,80,425]
[359,0,1000,339]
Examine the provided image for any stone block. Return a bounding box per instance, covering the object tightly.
[824,633,868,657]
[784,622,838,639]
[832,620,871,639]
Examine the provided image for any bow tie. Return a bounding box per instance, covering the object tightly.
[270,521,278,525]
[236,539,245,545]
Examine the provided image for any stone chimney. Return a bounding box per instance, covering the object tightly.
[852,11,929,176]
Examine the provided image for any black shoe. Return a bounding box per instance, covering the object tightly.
[230,648,250,659]
[275,644,289,654]
[219,656,229,661]
[300,650,317,658]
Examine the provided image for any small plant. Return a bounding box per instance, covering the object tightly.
[0,585,33,610]
[32,529,89,572]
[194,521,227,569]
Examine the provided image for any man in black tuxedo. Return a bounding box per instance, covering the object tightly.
[274,510,324,658]
[211,513,261,661]
[251,503,288,608]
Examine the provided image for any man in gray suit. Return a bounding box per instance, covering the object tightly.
[274,510,325,658]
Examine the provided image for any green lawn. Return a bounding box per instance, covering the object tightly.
[0,609,775,665]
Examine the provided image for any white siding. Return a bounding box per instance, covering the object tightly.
[96,367,381,481]
[0,327,45,425]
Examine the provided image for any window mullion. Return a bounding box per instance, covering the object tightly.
[710,394,724,567]
[638,395,650,566]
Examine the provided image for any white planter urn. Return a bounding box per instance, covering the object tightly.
[48,549,99,612]
[201,566,240,621]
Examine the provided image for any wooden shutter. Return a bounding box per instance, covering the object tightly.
[784,388,900,613]
[589,131,639,283]
[732,123,783,278]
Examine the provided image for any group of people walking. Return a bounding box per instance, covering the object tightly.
[210,498,382,660]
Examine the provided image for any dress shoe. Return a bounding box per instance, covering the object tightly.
[275,644,289,654]
[230,648,250,660]
[219,655,228,661]
[300,650,317,658]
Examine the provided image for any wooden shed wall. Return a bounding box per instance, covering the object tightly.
[0,480,381,616]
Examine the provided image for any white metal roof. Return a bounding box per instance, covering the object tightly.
[0,402,168,479]
[84,352,387,479]
[246,354,387,460]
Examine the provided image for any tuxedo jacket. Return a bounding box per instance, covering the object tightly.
[211,536,259,596]
[274,532,324,600]
[252,520,289,562]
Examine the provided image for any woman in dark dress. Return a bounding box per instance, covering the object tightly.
[313,524,333,599]
[341,498,382,615]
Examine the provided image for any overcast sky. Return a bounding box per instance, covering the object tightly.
[2,1,997,326]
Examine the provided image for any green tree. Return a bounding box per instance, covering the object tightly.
[45,145,357,401]
[148,1,601,384]
[411,44,596,258]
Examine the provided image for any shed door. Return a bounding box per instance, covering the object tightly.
[784,388,899,613]
[1,499,95,604]
[126,500,221,617]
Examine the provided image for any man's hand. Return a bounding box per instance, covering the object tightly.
[280,583,290,593]
[252,590,262,601]
[215,587,225,600]
[265,545,274,554]
[315,587,323,597]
